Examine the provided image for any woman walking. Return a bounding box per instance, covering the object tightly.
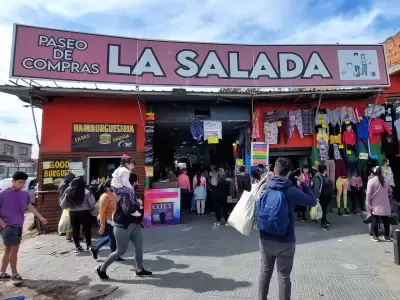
[90,179,124,261]
[366,166,391,242]
[96,174,152,280]
[193,170,207,216]
[60,177,96,252]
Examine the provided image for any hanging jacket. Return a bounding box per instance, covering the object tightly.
[364,104,385,119]
[343,129,356,145]
[369,118,392,137]
[356,117,369,139]
[340,106,357,125]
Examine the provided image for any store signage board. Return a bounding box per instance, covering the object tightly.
[71,123,136,152]
[251,142,269,167]
[144,188,181,228]
[10,24,390,88]
[42,159,82,186]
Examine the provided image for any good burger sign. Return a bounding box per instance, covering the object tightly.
[10,24,389,88]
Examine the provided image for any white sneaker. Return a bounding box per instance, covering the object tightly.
[215,222,221,226]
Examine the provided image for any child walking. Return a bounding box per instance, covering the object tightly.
[111,155,141,217]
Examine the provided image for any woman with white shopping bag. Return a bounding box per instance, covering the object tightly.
[311,164,333,231]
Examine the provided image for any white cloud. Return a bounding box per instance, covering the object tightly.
[0,0,399,159]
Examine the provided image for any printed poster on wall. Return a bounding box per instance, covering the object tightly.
[42,159,83,186]
[10,24,389,88]
[71,123,136,152]
[251,142,269,167]
[203,121,222,140]
[144,188,181,228]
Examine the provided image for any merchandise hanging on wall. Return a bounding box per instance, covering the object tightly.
[71,123,137,152]
[145,112,155,164]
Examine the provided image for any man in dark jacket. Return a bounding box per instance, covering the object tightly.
[237,166,252,197]
[258,157,316,300]
[58,172,75,201]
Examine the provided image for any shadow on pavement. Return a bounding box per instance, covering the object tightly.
[108,271,251,293]
[0,275,117,300]
[123,255,189,272]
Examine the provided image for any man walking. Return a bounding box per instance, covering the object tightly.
[257,158,316,300]
[311,164,333,230]
[0,171,47,284]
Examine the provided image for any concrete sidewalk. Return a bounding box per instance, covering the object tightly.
[1,213,400,300]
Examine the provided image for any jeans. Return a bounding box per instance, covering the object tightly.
[69,210,92,249]
[100,223,143,272]
[258,239,295,300]
[94,221,116,252]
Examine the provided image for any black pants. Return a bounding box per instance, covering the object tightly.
[180,189,190,211]
[350,186,364,212]
[296,205,306,218]
[69,210,92,248]
[371,214,390,237]
[211,189,228,222]
[320,196,331,225]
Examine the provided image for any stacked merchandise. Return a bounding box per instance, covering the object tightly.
[145,112,155,164]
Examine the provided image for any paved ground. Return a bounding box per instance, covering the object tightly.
[1,212,400,300]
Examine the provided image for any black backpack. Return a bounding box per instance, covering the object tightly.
[113,193,141,228]
[320,174,333,197]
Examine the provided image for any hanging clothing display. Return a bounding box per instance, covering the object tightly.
[340,106,357,125]
[252,109,261,140]
[364,104,385,118]
[343,126,356,145]
[316,129,329,161]
[336,177,349,209]
[264,121,278,144]
[369,118,392,137]
[301,109,314,136]
[327,108,340,126]
[356,118,370,155]
[289,110,304,139]
[190,121,204,141]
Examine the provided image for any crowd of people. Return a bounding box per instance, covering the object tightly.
[253,157,397,300]
[0,154,397,300]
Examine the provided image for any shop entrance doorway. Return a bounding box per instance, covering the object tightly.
[86,156,121,184]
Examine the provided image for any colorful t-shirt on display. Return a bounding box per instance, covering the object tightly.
[0,188,30,227]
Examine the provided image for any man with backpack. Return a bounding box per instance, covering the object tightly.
[311,164,333,231]
[257,157,316,300]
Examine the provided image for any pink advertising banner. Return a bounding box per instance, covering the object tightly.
[10,24,390,88]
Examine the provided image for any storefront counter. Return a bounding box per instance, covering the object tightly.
[143,188,181,228]
[151,181,178,189]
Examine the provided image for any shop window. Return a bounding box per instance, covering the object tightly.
[4,144,14,155]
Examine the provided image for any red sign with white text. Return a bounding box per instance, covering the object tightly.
[10,24,390,88]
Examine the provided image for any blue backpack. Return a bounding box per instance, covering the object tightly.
[256,187,289,236]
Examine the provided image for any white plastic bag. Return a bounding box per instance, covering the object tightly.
[309,202,323,220]
[228,176,269,235]
[228,191,254,235]
[58,208,72,235]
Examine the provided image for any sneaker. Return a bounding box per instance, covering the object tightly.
[90,247,98,260]
[322,224,329,231]
[312,220,316,224]
[302,216,307,222]
[131,211,142,217]
[96,266,109,280]
[75,246,84,253]
[337,210,343,216]
[11,274,22,284]
[325,221,331,226]
[384,236,391,242]
[136,268,153,277]
[225,222,230,227]
[343,209,349,215]
[371,236,379,242]
[215,222,221,226]
[0,272,11,281]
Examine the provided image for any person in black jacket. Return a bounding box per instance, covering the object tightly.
[96,174,152,280]
[237,166,252,198]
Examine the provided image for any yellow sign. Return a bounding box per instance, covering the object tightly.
[347,150,352,155]
[144,166,154,177]
[359,153,368,160]
[208,136,219,144]
[236,159,243,166]
[42,159,82,185]
[339,144,344,149]
[345,121,350,125]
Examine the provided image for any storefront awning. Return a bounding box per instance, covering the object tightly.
[0,84,385,108]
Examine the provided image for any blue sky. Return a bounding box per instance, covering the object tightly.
[0,0,399,157]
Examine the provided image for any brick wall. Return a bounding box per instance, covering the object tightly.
[385,32,400,67]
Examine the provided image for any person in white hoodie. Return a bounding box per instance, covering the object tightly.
[111,155,141,217]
